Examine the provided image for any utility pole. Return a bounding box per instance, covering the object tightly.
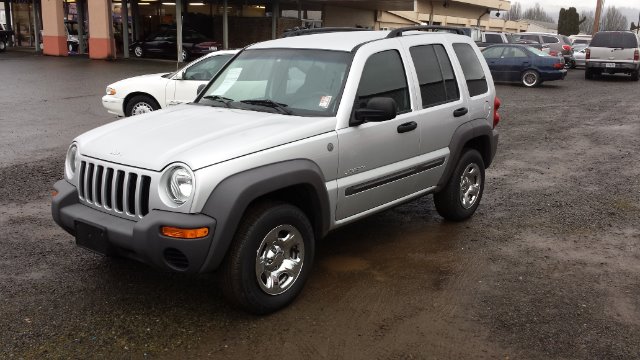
[593,0,604,35]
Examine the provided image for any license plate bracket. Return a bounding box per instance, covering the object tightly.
[75,221,112,255]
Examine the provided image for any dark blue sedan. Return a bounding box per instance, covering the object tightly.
[482,44,567,87]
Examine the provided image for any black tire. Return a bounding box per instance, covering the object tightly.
[124,94,159,117]
[631,69,640,81]
[180,49,190,62]
[434,149,485,221]
[585,68,593,80]
[569,60,576,69]
[221,201,315,315]
[0,40,6,52]
[133,45,144,58]
[521,69,541,87]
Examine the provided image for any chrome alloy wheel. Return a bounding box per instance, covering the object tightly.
[255,224,304,296]
[131,102,154,115]
[460,163,481,209]
[134,46,143,57]
[523,72,538,87]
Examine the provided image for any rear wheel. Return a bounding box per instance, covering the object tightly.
[521,70,541,87]
[434,149,485,221]
[585,68,594,80]
[221,201,314,314]
[125,95,159,117]
[631,69,639,81]
[0,40,6,52]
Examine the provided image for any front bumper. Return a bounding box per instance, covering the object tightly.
[101,95,125,117]
[52,180,217,273]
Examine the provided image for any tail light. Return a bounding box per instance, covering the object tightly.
[634,49,639,61]
[586,48,590,60]
[493,96,501,128]
[562,44,572,52]
[553,62,564,69]
[549,50,559,57]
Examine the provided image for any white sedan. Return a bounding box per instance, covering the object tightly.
[102,50,238,117]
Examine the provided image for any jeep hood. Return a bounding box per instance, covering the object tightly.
[76,105,336,171]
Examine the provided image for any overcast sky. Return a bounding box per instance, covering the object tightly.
[518,0,638,9]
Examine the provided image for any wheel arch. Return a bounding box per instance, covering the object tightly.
[123,92,161,114]
[437,119,497,191]
[198,159,331,272]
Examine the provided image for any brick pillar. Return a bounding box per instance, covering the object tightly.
[41,0,67,56]
[88,0,115,59]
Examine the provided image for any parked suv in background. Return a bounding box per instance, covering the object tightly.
[514,32,574,66]
[585,31,640,81]
[52,27,500,314]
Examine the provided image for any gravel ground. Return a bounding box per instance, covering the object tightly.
[1,50,639,359]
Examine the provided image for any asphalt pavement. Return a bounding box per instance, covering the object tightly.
[1,49,639,359]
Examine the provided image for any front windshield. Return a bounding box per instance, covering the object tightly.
[527,47,550,57]
[198,49,351,117]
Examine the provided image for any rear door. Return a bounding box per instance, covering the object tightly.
[403,40,469,191]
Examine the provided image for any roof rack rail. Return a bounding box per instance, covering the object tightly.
[282,27,371,38]
[386,25,466,38]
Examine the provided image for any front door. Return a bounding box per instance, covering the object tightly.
[336,47,420,220]
[481,46,507,81]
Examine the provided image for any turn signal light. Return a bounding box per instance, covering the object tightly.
[553,62,564,69]
[562,44,572,52]
[51,190,59,197]
[161,226,209,239]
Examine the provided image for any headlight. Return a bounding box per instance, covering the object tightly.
[106,87,116,95]
[165,165,193,205]
[65,144,78,179]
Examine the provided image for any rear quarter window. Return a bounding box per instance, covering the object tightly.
[485,34,503,43]
[452,43,488,97]
[542,36,560,44]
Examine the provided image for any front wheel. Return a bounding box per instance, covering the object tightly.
[521,70,541,87]
[434,149,485,221]
[0,40,6,52]
[221,201,315,314]
[125,94,159,117]
[133,45,144,58]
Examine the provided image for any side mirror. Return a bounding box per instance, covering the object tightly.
[197,83,207,95]
[351,97,397,126]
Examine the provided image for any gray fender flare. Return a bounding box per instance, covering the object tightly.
[437,119,498,190]
[198,159,330,273]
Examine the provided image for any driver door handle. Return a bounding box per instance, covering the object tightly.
[453,107,468,117]
[397,121,417,133]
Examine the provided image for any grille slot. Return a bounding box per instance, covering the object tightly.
[77,160,151,219]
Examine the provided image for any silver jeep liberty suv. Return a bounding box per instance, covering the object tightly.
[52,26,501,314]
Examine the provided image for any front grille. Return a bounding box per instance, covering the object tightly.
[78,160,152,218]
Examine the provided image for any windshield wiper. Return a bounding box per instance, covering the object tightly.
[240,99,293,115]
[202,95,234,108]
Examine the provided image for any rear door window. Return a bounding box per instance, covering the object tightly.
[356,50,411,114]
[409,44,460,108]
[482,46,505,58]
[453,43,488,97]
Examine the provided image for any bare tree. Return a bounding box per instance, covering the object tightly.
[601,6,628,31]
[579,10,595,34]
[509,2,522,21]
[522,3,554,23]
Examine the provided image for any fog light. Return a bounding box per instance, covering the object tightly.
[161,226,209,239]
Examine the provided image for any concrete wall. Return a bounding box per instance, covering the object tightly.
[41,0,67,56]
[323,5,376,28]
